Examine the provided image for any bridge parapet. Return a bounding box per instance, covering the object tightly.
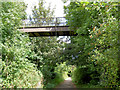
[20,17,78,36]
[21,17,68,27]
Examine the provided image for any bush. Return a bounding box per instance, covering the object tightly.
[72,66,91,84]
[43,63,69,88]
[44,73,64,88]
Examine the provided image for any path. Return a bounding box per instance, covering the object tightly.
[55,77,77,89]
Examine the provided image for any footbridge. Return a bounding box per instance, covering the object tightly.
[20,17,77,37]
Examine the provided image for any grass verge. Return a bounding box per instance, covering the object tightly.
[44,72,66,88]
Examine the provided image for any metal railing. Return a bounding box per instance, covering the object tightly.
[21,17,68,27]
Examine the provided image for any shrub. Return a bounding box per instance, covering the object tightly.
[72,66,91,84]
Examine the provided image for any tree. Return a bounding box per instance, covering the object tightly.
[1,2,42,88]
[63,1,119,87]
[30,0,55,26]
[28,0,65,88]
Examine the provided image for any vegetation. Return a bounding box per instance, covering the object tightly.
[1,2,42,88]
[28,0,66,88]
[63,1,119,88]
[1,0,119,89]
[30,0,55,26]
[0,0,67,88]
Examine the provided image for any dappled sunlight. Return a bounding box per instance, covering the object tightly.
[65,77,72,81]
[55,77,76,88]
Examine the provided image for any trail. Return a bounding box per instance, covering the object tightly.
[55,77,77,89]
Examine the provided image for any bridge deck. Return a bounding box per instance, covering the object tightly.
[20,26,77,36]
[20,26,69,32]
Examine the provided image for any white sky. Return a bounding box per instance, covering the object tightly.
[24,0,65,17]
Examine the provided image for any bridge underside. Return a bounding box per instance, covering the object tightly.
[20,26,77,36]
[28,31,77,36]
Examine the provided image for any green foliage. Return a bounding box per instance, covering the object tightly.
[1,2,42,88]
[89,16,119,87]
[64,1,119,88]
[43,63,69,88]
[30,0,55,26]
[55,62,69,79]
[32,0,55,19]
[0,59,3,87]
[1,0,119,88]
[29,1,66,88]
[72,66,91,84]
[44,73,64,88]
[1,0,64,88]
[28,37,65,88]
[1,2,27,42]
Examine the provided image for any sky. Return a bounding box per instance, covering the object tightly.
[24,0,65,17]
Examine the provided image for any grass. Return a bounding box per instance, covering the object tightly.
[44,72,67,88]
[72,79,104,88]
[74,83,103,88]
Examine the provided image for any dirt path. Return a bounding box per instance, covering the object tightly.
[55,77,77,89]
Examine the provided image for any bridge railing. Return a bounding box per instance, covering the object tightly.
[21,17,68,27]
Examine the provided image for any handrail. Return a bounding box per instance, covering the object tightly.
[21,17,68,27]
